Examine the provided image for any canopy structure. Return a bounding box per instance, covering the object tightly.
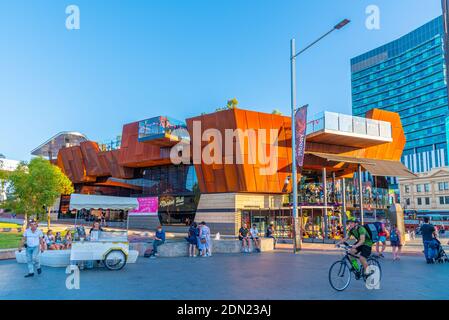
[69,194,139,211]
[307,152,417,179]
[31,131,87,160]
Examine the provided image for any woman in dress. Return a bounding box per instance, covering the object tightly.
[198,221,211,257]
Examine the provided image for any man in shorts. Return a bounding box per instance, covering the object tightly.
[239,223,250,253]
[249,224,261,253]
[337,218,374,277]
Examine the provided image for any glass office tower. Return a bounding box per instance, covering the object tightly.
[351,16,449,173]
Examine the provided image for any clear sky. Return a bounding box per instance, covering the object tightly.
[0,0,443,161]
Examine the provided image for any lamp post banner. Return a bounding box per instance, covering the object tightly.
[295,105,308,168]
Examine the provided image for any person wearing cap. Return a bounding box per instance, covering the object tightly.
[150,226,166,258]
[19,220,45,278]
[337,218,374,278]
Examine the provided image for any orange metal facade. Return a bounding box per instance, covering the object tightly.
[56,108,407,194]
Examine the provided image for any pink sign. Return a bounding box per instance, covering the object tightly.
[129,197,159,216]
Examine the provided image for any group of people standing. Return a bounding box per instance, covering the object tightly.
[186,221,211,257]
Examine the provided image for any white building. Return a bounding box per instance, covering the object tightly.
[399,167,449,212]
[0,157,20,202]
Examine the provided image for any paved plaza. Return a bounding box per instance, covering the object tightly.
[1,249,449,300]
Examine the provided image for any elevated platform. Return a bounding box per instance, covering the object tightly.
[306,112,392,148]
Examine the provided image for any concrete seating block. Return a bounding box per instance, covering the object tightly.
[15,250,27,263]
[211,240,240,253]
[158,241,189,257]
[129,242,151,256]
[42,250,71,267]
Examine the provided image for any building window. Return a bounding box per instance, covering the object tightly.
[439,182,449,191]
[425,197,430,205]
[425,184,430,192]
[440,197,445,205]
[416,185,422,193]
[405,185,410,193]
[446,196,449,205]
[417,198,422,206]
[406,198,411,206]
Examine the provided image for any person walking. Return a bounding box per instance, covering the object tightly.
[390,224,402,261]
[375,217,387,258]
[421,217,437,264]
[19,220,45,278]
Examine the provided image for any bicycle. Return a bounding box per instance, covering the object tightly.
[329,242,382,291]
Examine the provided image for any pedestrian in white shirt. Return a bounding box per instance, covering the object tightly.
[19,220,45,277]
[250,224,261,253]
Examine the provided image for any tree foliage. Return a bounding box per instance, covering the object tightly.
[216,98,239,112]
[272,109,283,116]
[3,158,74,220]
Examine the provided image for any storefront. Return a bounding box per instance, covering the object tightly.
[241,209,293,239]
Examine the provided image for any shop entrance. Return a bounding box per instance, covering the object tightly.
[241,209,293,239]
[300,206,344,243]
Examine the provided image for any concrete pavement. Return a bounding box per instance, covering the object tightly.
[1,250,449,300]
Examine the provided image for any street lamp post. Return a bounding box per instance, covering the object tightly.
[291,19,350,254]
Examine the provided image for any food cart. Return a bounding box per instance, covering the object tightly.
[69,194,139,271]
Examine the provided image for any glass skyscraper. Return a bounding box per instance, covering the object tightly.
[351,16,449,173]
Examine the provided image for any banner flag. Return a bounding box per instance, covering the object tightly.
[295,105,308,168]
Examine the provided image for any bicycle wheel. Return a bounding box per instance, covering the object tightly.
[104,250,127,271]
[329,260,351,291]
[367,257,382,280]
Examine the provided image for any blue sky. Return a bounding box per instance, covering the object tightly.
[0,0,443,161]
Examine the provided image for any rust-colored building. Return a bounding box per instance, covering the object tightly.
[35,108,414,236]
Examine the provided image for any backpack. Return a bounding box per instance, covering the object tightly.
[143,248,153,258]
[361,223,379,243]
[373,221,383,233]
[390,228,399,242]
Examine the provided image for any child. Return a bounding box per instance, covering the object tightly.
[44,230,57,250]
[55,232,64,250]
[63,230,73,249]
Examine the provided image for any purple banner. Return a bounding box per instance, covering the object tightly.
[295,105,308,168]
[129,197,159,216]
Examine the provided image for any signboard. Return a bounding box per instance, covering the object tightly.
[295,105,308,168]
[129,197,158,216]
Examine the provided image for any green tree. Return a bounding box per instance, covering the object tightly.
[4,157,74,229]
[216,98,239,112]
[272,109,283,116]
[226,98,239,109]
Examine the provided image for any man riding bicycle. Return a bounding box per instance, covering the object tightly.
[337,218,374,277]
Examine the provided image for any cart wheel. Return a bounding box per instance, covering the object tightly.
[104,250,127,271]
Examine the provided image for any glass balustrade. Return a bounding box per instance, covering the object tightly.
[306,112,392,139]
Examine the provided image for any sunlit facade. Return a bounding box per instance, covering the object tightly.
[351,16,449,173]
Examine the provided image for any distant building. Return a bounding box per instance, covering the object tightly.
[399,167,449,212]
[351,16,449,173]
[0,157,20,202]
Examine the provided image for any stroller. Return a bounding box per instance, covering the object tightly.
[430,238,449,264]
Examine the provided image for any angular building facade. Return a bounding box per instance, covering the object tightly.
[351,16,449,173]
[33,107,414,238]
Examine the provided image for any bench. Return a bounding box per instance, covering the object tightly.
[130,238,275,258]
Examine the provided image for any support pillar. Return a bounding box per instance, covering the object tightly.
[342,178,347,238]
[358,164,364,224]
[323,167,328,240]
